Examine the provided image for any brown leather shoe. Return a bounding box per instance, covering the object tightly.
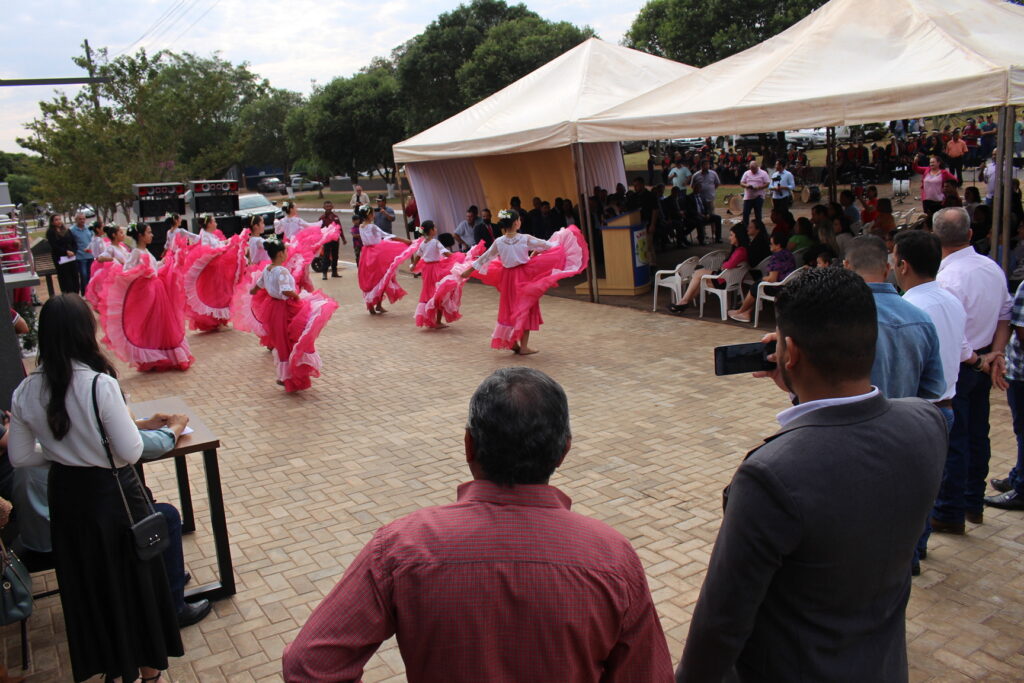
[966,510,983,524]
[929,517,965,535]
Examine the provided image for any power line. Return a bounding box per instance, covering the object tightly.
[113,0,187,56]
[146,0,205,51]
[166,0,224,47]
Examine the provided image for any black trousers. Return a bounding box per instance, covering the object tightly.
[56,261,81,294]
[322,240,339,276]
[948,157,964,184]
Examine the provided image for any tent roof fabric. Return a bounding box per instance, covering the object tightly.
[577,0,1024,142]
[392,38,695,162]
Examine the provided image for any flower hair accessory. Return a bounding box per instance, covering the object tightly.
[498,209,516,221]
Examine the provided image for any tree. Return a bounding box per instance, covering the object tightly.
[457,17,593,100]
[0,152,40,205]
[624,0,827,67]
[395,0,536,135]
[236,88,305,173]
[305,66,405,184]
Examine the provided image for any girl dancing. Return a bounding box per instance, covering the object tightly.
[356,206,411,314]
[182,215,246,332]
[85,225,130,310]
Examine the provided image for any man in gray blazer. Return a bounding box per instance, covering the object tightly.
[676,268,947,683]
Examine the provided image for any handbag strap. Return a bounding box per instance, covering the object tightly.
[90,373,155,524]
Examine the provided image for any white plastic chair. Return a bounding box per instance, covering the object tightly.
[743,256,773,288]
[652,256,699,311]
[699,250,727,272]
[791,247,807,265]
[699,264,749,320]
[753,266,806,327]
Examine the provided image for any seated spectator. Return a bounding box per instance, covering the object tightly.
[770,209,794,237]
[473,209,497,248]
[941,179,963,208]
[970,204,993,254]
[660,187,687,248]
[839,190,861,233]
[811,204,838,254]
[669,225,750,313]
[282,368,674,681]
[828,203,855,257]
[859,185,879,224]
[561,199,578,227]
[454,206,482,252]
[728,232,798,322]
[527,197,544,236]
[869,198,897,237]
[787,217,817,252]
[803,244,837,269]
[746,218,771,270]
[537,201,559,240]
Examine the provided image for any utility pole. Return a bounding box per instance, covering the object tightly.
[83,39,101,111]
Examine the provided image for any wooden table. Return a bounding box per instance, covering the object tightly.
[130,396,235,602]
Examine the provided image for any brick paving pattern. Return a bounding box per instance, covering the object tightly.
[3,265,1021,681]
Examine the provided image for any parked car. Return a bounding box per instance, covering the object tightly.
[621,140,646,154]
[235,193,284,230]
[670,137,705,150]
[257,176,285,193]
[290,177,323,191]
[75,204,96,218]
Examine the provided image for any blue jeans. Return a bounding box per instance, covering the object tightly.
[933,364,992,524]
[742,197,764,227]
[155,502,186,611]
[916,406,955,560]
[1005,380,1024,495]
[77,258,93,288]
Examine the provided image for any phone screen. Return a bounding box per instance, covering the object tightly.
[714,341,777,376]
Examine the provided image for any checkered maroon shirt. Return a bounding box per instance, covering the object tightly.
[282,480,673,682]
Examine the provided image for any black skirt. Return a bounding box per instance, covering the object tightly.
[48,463,183,682]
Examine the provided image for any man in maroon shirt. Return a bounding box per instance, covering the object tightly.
[282,368,673,683]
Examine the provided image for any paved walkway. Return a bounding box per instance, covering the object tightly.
[4,267,1021,681]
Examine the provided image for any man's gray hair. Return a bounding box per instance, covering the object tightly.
[932,207,971,246]
[844,235,889,275]
[466,367,571,487]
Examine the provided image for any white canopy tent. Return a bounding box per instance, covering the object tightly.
[578,0,1024,140]
[392,38,695,258]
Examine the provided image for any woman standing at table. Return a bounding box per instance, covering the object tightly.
[7,294,183,683]
[46,214,80,294]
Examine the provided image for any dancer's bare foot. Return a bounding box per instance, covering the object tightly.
[435,322,449,329]
[518,346,539,356]
[376,305,386,314]
[276,380,285,386]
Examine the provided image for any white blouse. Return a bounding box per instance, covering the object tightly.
[472,233,554,272]
[256,265,296,300]
[87,236,106,259]
[8,363,144,469]
[101,243,129,264]
[359,223,394,246]
[200,230,223,247]
[124,247,156,270]
[166,227,199,248]
[275,216,316,240]
[249,236,269,263]
[415,238,449,263]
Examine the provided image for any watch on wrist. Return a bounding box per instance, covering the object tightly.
[971,357,984,371]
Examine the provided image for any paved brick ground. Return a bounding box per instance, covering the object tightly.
[3,266,1021,681]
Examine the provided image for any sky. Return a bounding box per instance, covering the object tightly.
[0,0,642,153]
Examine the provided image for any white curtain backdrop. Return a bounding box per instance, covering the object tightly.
[405,159,487,235]
[581,142,627,195]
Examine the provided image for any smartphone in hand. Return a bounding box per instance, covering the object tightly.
[714,341,777,376]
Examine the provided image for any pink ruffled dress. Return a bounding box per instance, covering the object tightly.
[357,223,408,309]
[411,238,476,328]
[99,248,193,372]
[182,230,247,332]
[250,264,338,393]
[434,226,589,349]
[84,242,130,310]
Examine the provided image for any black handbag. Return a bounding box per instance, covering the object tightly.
[91,375,170,562]
[0,537,32,625]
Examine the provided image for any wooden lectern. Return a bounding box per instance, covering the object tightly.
[575,210,651,296]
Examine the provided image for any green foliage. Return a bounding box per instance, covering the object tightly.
[18,46,266,218]
[236,88,306,173]
[625,0,827,67]
[305,66,405,183]
[0,152,40,205]
[457,17,594,101]
[395,0,537,135]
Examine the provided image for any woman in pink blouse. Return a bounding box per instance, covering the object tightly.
[669,225,749,313]
[914,155,957,216]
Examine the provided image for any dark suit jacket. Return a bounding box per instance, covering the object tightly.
[677,393,947,683]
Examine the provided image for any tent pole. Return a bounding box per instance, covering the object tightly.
[827,127,837,204]
[991,108,1008,268]
[573,142,599,303]
[999,105,1015,272]
[394,155,411,239]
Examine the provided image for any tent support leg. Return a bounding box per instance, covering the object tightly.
[573,143,599,304]
[394,155,410,239]
[999,106,1015,272]
[826,127,837,204]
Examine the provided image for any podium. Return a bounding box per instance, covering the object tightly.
[575,210,651,296]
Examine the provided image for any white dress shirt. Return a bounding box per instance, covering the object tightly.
[777,388,880,427]
[359,223,394,246]
[415,238,450,263]
[200,230,223,247]
[256,265,296,299]
[472,233,554,272]
[937,246,1012,351]
[903,281,969,401]
[8,363,144,469]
